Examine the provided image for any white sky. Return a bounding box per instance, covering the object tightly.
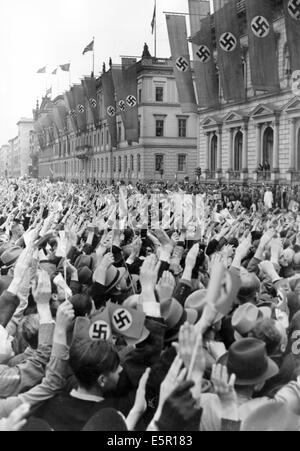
[0,0,213,145]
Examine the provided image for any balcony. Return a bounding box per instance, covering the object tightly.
[256,171,271,183]
[228,171,241,181]
[75,145,92,160]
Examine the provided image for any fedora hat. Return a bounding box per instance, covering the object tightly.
[218,338,279,386]
[232,303,271,341]
[104,265,127,293]
[1,246,22,267]
[185,290,223,325]
[161,297,198,330]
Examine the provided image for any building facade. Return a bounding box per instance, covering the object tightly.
[0,145,10,178]
[199,0,300,185]
[36,54,198,184]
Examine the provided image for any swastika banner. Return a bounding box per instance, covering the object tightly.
[214,1,245,101]
[245,0,280,92]
[283,0,300,71]
[64,89,79,134]
[72,84,87,133]
[102,69,117,148]
[166,15,197,114]
[122,59,139,144]
[188,12,219,109]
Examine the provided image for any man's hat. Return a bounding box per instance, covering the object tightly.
[218,338,279,386]
[1,246,22,267]
[107,301,150,346]
[232,303,272,341]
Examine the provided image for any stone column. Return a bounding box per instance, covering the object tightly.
[217,126,223,178]
[272,118,280,181]
[289,118,296,170]
[254,123,262,182]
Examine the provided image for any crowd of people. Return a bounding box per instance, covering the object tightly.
[1,177,300,431]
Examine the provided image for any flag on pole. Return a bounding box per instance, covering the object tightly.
[37,66,46,74]
[46,87,52,96]
[102,69,118,148]
[245,0,280,92]
[151,3,156,34]
[83,39,94,55]
[60,63,71,72]
[52,68,57,75]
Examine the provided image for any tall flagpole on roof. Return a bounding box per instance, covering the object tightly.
[92,36,95,76]
[154,0,157,57]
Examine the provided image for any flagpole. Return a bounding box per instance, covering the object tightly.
[92,36,95,76]
[154,0,157,58]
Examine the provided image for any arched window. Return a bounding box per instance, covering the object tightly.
[262,126,273,170]
[118,156,122,173]
[234,131,243,171]
[130,155,134,171]
[210,134,217,172]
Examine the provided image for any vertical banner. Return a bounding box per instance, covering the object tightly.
[189,15,219,108]
[214,1,245,101]
[64,90,79,134]
[72,85,87,134]
[111,66,127,129]
[245,0,280,91]
[82,77,100,127]
[122,60,139,143]
[102,70,117,148]
[166,14,198,113]
[283,0,300,71]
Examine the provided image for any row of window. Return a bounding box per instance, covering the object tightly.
[209,127,274,172]
[155,154,187,173]
[156,118,187,138]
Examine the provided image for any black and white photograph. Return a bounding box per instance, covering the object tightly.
[0,0,300,435]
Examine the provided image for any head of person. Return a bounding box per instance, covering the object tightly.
[19,314,40,350]
[237,268,260,305]
[69,339,122,395]
[218,338,279,394]
[249,319,282,356]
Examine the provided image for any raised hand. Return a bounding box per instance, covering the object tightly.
[211,364,238,421]
[139,254,161,292]
[156,271,175,303]
[32,269,52,305]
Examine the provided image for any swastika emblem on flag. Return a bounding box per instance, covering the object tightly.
[288,0,300,20]
[112,309,132,332]
[175,56,189,72]
[77,104,85,114]
[219,32,237,52]
[89,98,97,108]
[196,45,211,63]
[126,95,137,107]
[69,109,77,118]
[251,16,270,38]
[119,100,125,111]
[89,320,111,341]
[107,106,116,117]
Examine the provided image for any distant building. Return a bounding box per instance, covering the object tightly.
[199,0,300,185]
[0,145,10,178]
[35,50,198,183]
[17,118,34,177]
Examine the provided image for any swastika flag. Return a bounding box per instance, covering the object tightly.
[245,0,280,92]
[283,0,300,71]
[214,1,245,101]
[166,15,197,113]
